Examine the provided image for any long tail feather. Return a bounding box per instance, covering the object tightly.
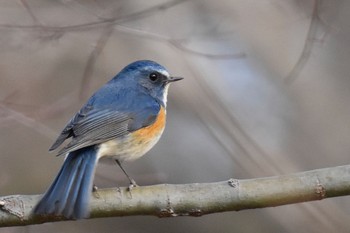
[34,147,98,219]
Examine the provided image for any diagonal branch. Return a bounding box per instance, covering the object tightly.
[79,25,114,100]
[1,164,350,227]
[285,0,324,84]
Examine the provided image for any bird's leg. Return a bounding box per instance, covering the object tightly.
[115,159,138,191]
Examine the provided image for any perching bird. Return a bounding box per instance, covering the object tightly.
[34,60,183,219]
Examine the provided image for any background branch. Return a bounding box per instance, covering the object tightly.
[1,164,349,227]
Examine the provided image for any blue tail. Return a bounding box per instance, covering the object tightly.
[34,146,98,219]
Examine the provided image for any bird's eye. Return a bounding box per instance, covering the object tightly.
[149,73,159,82]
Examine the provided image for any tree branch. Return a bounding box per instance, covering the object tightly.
[1,164,350,227]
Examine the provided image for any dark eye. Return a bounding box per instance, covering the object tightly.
[149,72,159,82]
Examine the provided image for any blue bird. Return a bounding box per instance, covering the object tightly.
[34,60,183,219]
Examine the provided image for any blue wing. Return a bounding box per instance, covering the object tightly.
[50,84,161,156]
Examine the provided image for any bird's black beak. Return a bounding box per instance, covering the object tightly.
[167,76,184,83]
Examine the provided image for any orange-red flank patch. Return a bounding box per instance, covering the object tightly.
[133,106,166,139]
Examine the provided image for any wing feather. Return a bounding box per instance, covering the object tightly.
[51,101,160,156]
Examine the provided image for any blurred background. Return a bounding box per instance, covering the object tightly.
[1,0,350,232]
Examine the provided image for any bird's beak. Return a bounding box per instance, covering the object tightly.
[167,76,184,83]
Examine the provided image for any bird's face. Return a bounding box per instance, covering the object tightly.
[119,60,183,107]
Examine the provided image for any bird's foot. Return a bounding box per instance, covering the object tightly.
[92,184,101,198]
[126,180,139,198]
[127,179,138,191]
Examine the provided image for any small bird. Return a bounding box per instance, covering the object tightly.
[34,60,183,219]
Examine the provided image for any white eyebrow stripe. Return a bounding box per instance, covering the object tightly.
[158,69,170,77]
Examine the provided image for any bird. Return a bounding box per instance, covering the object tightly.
[34,60,183,219]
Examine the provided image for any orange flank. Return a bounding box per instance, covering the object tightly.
[97,106,166,162]
[134,106,166,139]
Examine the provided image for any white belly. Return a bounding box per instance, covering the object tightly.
[96,129,164,162]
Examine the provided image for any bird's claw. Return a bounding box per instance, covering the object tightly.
[127,179,138,191]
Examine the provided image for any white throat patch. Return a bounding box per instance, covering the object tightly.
[162,84,170,107]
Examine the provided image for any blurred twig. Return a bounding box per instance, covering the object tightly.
[0,103,56,139]
[185,64,277,174]
[112,25,245,59]
[2,0,244,60]
[285,0,328,84]
[170,39,246,60]
[0,0,188,31]
[1,164,350,227]
[19,0,40,25]
[79,26,114,100]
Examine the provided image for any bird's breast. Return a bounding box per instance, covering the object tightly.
[97,107,166,162]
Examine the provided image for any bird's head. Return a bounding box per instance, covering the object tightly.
[115,60,183,107]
